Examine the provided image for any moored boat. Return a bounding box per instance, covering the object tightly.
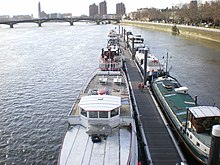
[58,69,139,165]
[135,47,164,77]
[108,29,118,38]
[128,34,145,51]
[151,75,220,164]
[99,47,124,71]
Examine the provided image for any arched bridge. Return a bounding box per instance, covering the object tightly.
[0,17,120,28]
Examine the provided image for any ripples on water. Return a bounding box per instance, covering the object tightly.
[0,23,219,164]
[0,23,108,164]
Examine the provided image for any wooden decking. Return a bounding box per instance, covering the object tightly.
[120,39,186,165]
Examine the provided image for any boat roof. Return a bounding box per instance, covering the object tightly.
[59,125,131,165]
[154,77,195,123]
[188,106,220,118]
[79,95,121,111]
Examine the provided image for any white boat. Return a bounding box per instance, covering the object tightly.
[107,29,119,48]
[99,47,124,71]
[128,34,145,51]
[58,70,139,165]
[108,29,118,38]
[135,47,164,76]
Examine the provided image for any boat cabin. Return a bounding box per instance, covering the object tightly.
[187,106,220,133]
[100,48,122,70]
[78,95,122,140]
[79,95,121,120]
[107,38,119,47]
[101,48,119,59]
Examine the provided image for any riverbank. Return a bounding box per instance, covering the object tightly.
[121,20,220,44]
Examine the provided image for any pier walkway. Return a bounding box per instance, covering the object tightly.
[120,40,186,165]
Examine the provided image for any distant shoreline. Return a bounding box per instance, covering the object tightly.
[120,20,220,44]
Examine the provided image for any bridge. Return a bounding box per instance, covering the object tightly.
[0,17,120,28]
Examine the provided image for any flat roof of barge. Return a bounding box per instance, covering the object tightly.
[188,106,220,118]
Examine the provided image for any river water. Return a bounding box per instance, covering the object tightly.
[0,23,219,164]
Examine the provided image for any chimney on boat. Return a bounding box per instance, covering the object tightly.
[208,125,220,165]
[194,95,198,106]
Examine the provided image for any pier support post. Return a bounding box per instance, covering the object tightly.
[118,25,120,35]
[38,20,42,27]
[123,29,126,41]
[9,23,13,28]
[144,48,148,85]
[121,27,124,38]
[131,37,135,60]
[126,31,129,48]
[208,125,220,165]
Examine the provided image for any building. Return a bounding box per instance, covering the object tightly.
[89,3,98,17]
[99,1,107,16]
[189,0,198,22]
[189,0,198,11]
[12,15,33,21]
[48,13,63,19]
[0,15,10,21]
[38,1,48,18]
[116,2,126,17]
[63,13,72,18]
[38,2,41,18]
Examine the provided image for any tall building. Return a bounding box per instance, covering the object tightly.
[38,2,41,18]
[189,0,198,21]
[116,2,126,17]
[189,0,198,10]
[89,3,98,17]
[99,1,107,16]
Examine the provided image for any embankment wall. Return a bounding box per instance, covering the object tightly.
[121,20,220,43]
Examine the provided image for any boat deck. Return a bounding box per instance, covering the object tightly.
[59,125,132,165]
[154,79,195,123]
[60,71,139,165]
[70,72,131,117]
[120,39,185,165]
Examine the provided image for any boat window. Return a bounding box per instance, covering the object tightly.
[201,117,215,130]
[81,109,87,117]
[111,109,119,117]
[99,111,108,118]
[89,111,98,118]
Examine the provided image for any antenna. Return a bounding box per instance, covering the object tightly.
[166,51,168,74]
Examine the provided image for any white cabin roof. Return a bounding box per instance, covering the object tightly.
[188,106,220,118]
[79,95,121,111]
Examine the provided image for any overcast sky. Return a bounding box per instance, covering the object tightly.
[0,0,200,17]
